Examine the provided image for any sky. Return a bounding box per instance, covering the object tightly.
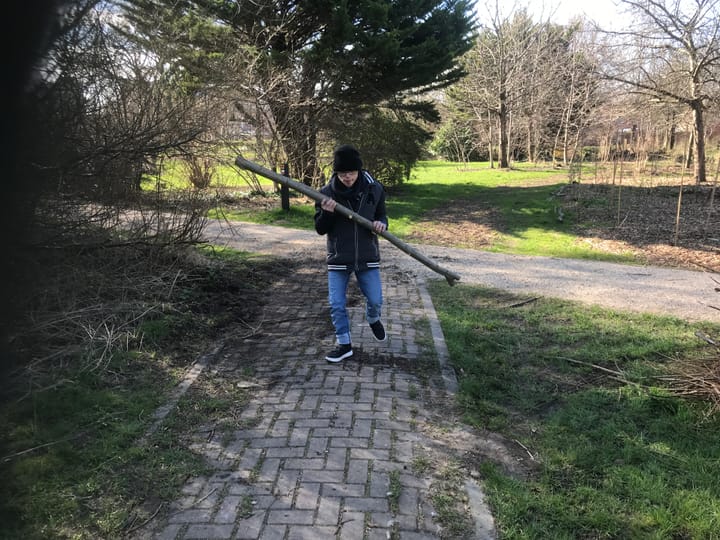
[530,0,622,26]
[477,0,625,29]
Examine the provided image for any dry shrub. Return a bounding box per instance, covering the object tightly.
[562,178,720,272]
[4,243,188,398]
[2,180,217,399]
[182,155,216,189]
[656,350,720,415]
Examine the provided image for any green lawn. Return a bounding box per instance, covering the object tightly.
[429,281,720,539]
[140,156,277,192]
[0,351,211,538]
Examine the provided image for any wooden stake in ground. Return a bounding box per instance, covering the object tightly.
[706,157,719,230]
[674,165,686,246]
[234,157,461,286]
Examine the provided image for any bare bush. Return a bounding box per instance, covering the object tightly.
[182,154,216,190]
[655,346,720,415]
[22,6,217,215]
[3,5,223,392]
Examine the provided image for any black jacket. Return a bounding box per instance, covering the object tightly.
[314,170,388,271]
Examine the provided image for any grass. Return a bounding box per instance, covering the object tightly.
[140,156,277,192]
[391,161,636,262]
[388,160,561,231]
[388,469,402,514]
[209,196,315,229]
[428,280,720,539]
[0,353,214,539]
[430,460,476,538]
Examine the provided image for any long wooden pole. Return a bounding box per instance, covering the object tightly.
[235,156,461,286]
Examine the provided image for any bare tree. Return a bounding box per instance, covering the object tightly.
[3,2,223,392]
[599,0,720,183]
[11,3,224,257]
[549,22,604,166]
[447,5,603,169]
[454,5,542,168]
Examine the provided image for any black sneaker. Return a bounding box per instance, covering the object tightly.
[326,343,353,363]
[370,320,386,342]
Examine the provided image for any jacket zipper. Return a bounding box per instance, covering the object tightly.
[353,192,366,271]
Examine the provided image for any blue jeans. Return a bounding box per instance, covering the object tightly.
[328,268,383,345]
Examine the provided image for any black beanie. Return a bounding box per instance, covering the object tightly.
[333,144,363,172]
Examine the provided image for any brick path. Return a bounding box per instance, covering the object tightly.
[133,256,495,540]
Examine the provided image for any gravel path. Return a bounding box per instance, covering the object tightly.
[205,220,719,323]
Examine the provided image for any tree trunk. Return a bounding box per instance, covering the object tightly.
[692,102,707,184]
[684,129,694,171]
[527,114,540,163]
[668,124,676,151]
[487,108,494,169]
[276,104,320,186]
[498,92,509,168]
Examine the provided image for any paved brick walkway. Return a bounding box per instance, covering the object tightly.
[133,225,497,540]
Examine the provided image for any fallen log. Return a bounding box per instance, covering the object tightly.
[235,156,461,286]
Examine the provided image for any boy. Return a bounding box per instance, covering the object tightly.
[314,144,388,362]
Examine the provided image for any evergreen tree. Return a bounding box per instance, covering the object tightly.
[120,0,474,183]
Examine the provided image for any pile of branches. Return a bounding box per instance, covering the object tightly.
[655,331,720,414]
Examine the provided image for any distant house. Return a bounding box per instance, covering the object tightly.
[613,118,638,149]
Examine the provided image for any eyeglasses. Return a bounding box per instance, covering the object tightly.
[337,171,357,177]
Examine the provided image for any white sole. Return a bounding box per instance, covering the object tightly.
[326,350,353,363]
